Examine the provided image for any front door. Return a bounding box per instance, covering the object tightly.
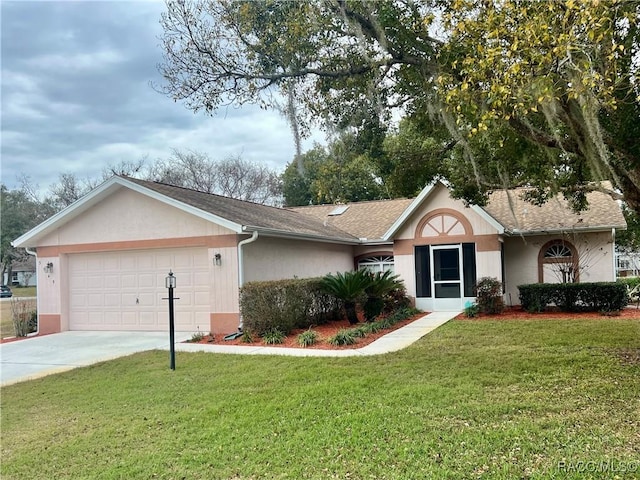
[431,245,463,311]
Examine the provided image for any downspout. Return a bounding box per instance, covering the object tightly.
[236,230,259,331]
[25,248,39,336]
[612,228,617,281]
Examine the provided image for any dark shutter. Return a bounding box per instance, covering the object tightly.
[462,243,476,297]
[415,245,431,297]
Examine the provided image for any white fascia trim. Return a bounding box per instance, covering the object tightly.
[12,177,243,248]
[382,182,437,240]
[472,206,505,234]
[505,225,622,236]
[242,226,360,245]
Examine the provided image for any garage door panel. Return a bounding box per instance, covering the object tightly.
[86,257,103,270]
[70,294,86,308]
[121,274,136,288]
[122,312,137,326]
[87,275,104,289]
[194,291,209,305]
[139,312,156,326]
[69,248,210,331]
[88,311,104,326]
[138,293,156,306]
[138,274,155,288]
[103,311,121,326]
[103,257,120,270]
[87,294,103,307]
[104,294,120,307]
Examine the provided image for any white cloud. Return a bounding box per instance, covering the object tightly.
[0,1,326,194]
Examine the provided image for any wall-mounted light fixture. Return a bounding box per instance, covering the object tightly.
[44,262,54,274]
[214,253,222,266]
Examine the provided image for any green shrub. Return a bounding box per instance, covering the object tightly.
[241,278,341,335]
[617,276,640,290]
[297,330,319,347]
[360,321,382,334]
[328,329,357,346]
[383,307,420,326]
[518,282,628,313]
[351,325,369,338]
[363,271,405,322]
[262,328,285,345]
[464,302,480,318]
[189,331,205,343]
[321,270,371,324]
[241,330,255,343]
[475,277,505,314]
[11,299,37,337]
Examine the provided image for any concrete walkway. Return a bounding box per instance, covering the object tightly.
[175,311,458,357]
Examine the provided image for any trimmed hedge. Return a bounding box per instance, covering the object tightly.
[617,276,640,290]
[240,278,342,335]
[518,282,628,313]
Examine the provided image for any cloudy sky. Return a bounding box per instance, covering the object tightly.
[1,0,321,192]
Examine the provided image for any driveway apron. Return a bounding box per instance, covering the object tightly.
[0,331,192,386]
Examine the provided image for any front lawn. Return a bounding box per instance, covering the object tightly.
[1,318,639,479]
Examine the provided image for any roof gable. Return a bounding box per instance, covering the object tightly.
[382,181,504,240]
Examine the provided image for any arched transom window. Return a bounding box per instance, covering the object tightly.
[358,255,395,274]
[539,240,578,283]
[418,211,469,238]
[544,243,573,259]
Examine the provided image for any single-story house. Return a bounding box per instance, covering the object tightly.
[12,176,626,335]
[3,256,37,287]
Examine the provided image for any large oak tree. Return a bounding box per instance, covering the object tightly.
[158,0,639,211]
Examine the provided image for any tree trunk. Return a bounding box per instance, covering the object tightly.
[344,301,359,325]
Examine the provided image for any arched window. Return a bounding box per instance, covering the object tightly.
[539,240,578,283]
[415,209,473,239]
[357,255,394,274]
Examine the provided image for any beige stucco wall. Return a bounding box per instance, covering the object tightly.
[33,188,243,333]
[38,187,234,247]
[209,245,240,313]
[243,236,354,283]
[503,231,615,306]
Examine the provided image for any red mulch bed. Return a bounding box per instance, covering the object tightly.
[188,312,425,350]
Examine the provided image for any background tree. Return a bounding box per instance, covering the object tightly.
[158,0,639,212]
[281,134,385,206]
[0,185,50,284]
[148,150,283,205]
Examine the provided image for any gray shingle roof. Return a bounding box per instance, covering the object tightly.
[125,177,359,242]
[290,198,413,240]
[127,177,625,242]
[483,186,626,233]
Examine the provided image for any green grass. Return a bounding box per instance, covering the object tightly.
[1,318,639,479]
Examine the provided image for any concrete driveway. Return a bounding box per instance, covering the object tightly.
[0,331,192,386]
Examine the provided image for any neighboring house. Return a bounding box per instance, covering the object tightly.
[616,250,640,277]
[12,176,625,335]
[2,257,37,287]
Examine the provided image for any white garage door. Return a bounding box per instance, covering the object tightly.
[69,248,210,332]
